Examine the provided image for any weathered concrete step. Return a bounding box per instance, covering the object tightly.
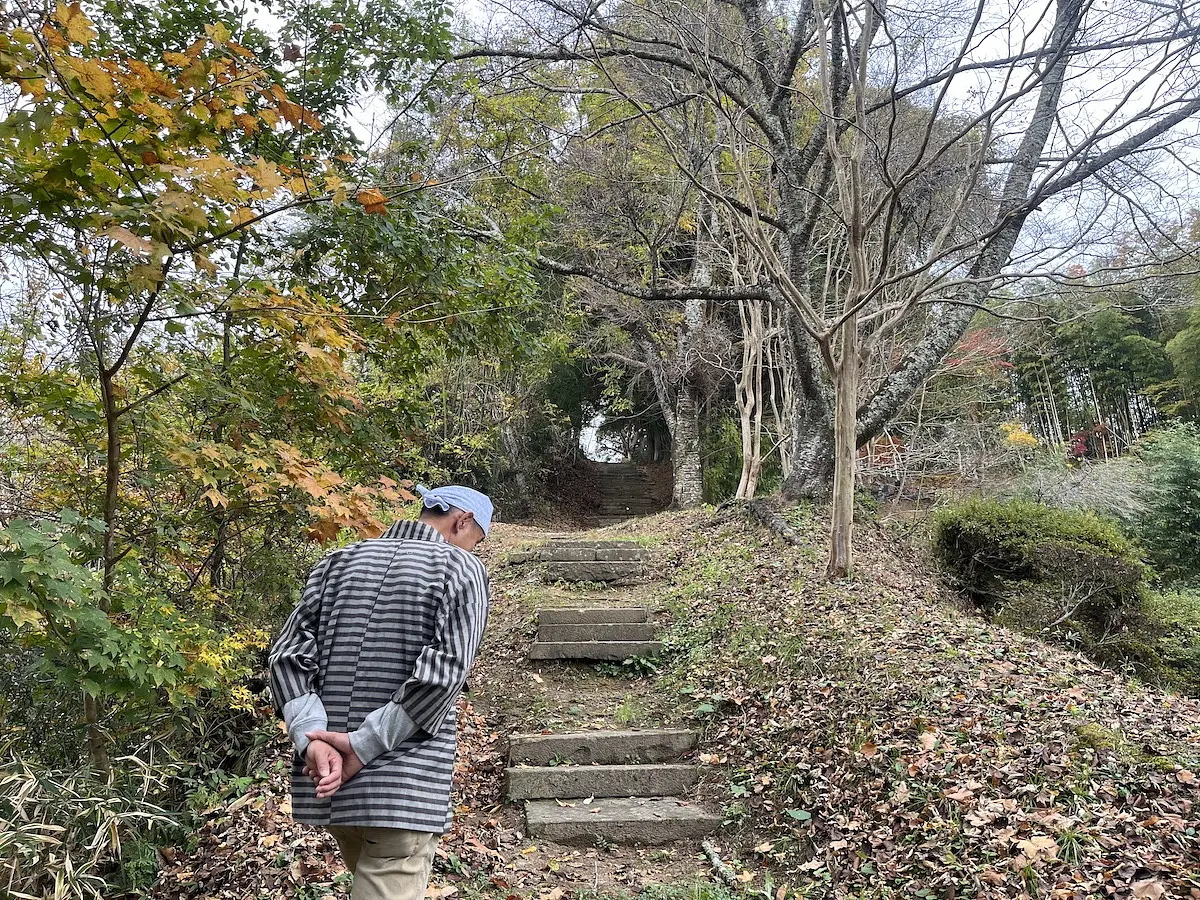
[506,763,697,800]
[529,640,662,661]
[538,622,658,642]
[525,797,720,845]
[538,607,649,625]
[546,561,644,582]
[510,729,697,766]
[541,546,652,562]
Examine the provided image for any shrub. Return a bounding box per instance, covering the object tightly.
[1140,588,1200,694]
[1017,454,1147,524]
[931,498,1146,635]
[1133,424,1200,580]
[0,748,178,900]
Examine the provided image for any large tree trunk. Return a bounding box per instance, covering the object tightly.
[780,303,836,498]
[781,404,834,499]
[671,381,704,507]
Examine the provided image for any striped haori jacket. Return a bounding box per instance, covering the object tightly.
[268,520,490,832]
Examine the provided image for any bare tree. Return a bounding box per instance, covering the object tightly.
[461,0,1200,574]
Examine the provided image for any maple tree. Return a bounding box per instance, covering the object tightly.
[0,1,453,773]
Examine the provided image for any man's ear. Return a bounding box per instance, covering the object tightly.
[457,511,476,533]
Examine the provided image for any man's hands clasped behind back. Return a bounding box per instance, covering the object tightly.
[303,731,363,799]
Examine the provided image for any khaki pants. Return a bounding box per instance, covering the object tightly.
[328,826,439,900]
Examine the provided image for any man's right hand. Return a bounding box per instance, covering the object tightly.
[304,739,343,799]
[305,729,364,783]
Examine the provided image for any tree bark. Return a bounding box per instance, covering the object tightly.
[671,381,704,507]
[828,320,859,578]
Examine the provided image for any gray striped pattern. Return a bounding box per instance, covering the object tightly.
[268,520,489,832]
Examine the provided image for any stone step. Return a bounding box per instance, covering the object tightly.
[540,545,651,563]
[528,640,663,661]
[509,729,697,766]
[537,622,658,643]
[546,560,644,582]
[525,797,720,846]
[540,540,645,548]
[538,607,649,625]
[506,763,697,800]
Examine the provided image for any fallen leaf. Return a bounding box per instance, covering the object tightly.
[1132,878,1166,900]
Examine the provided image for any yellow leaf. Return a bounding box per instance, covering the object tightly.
[55,2,96,45]
[163,51,190,67]
[205,21,231,46]
[252,157,285,194]
[201,487,229,508]
[232,207,256,227]
[736,871,755,883]
[104,226,153,255]
[5,601,45,631]
[69,59,115,99]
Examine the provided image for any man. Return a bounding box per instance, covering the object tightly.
[268,484,493,900]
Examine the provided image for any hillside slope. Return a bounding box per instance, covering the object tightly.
[152,507,1199,899]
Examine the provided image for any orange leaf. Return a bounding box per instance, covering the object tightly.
[860,740,878,758]
[307,518,341,544]
[356,188,387,215]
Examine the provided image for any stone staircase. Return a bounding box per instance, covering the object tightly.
[539,539,651,583]
[589,462,665,524]
[529,605,663,661]
[507,729,720,845]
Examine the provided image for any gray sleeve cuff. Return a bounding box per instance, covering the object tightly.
[282,693,328,758]
[349,702,419,766]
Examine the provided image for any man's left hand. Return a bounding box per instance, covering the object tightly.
[306,729,364,783]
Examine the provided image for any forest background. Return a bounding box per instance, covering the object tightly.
[2,0,1200,895]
